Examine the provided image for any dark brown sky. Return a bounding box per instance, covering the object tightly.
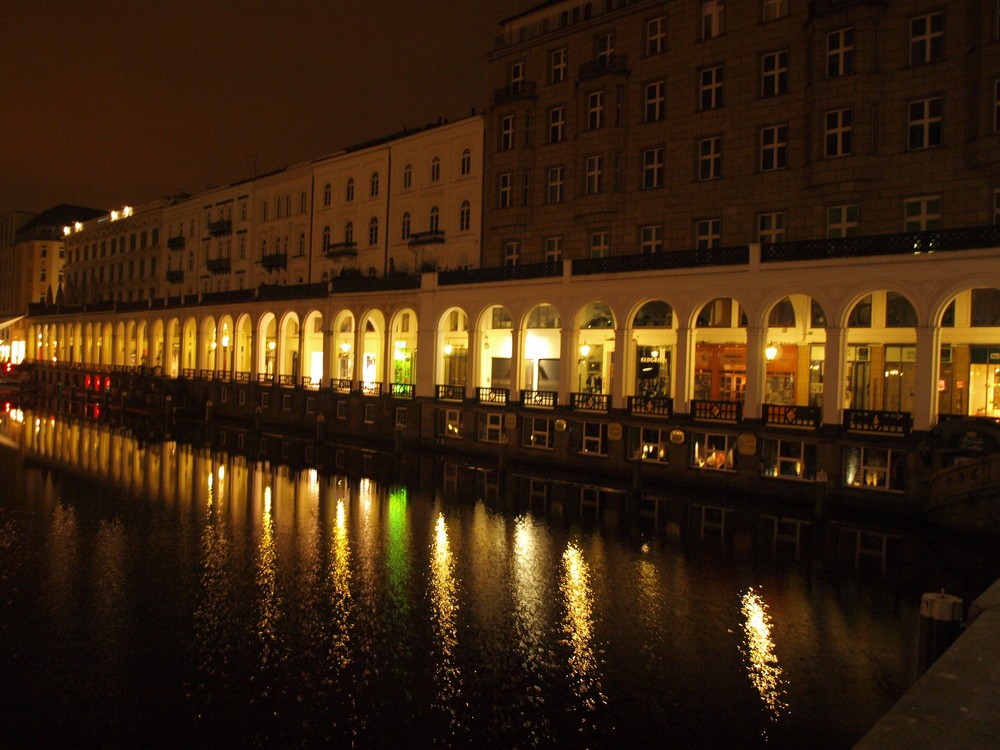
[2,1,525,216]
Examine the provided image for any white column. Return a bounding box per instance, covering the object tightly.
[611,326,626,409]
[743,326,767,421]
[416,324,435,399]
[913,325,940,431]
[559,327,574,405]
[673,326,692,414]
[822,326,846,428]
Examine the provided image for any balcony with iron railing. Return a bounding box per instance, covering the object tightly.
[436,384,465,402]
[439,261,563,286]
[408,230,446,247]
[808,0,884,20]
[260,252,287,271]
[494,81,537,105]
[361,381,382,397]
[521,389,557,409]
[763,404,821,429]
[573,245,750,276]
[167,236,185,250]
[325,241,357,259]
[165,269,184,284]
[578,54,629,81]
[477,387,509,406]
[692,399,743,423]
[844,408,912,436]
[205,256,231,275]
[207,219,232,236]
[390,383,415,399]
[627,395,673,418]
[330,377,352,393]
[570,392,609,412]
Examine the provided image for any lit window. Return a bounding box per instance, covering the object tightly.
[843,446,906,491]
[646,16,666,55]
[523,416,553,449]
[580,422,608,455]
[761,439,817,480]
[500,114,515,150]
[692,432,735,470]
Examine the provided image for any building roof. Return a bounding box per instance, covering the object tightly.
[15,204,105,242]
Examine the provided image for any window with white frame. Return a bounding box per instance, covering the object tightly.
[640,224,663,253]
[549,106,566,143]
[403,164,412,188]
[645,81,665,122]
[760,124,787,170]
[459,201,471,232]
[368,217,379,245]
[370,172,379,197]
[580,422,608,455]
[761,50,788,97]
[825,108,853,157]
[442,408,462,438]
[827,204,859,237]
[504,240,520,266]
[696,218,721,248]
[336,400,348,420]
[757,212,786,244]
[323,183,331,207]
[692,432,735,470]
[585,155,603,194]
[843,446,906,490]
[523,416,553,449]
[903,195,941,231]
[431,156,441,182]
[477,411,506,442]
[460,149,471,176]
[762,0,787,22]
[702,1,724,39]
[910,11,944,65]
[499,173,512,207]
[346,178,355,202]
[587,91,605,129]
[590,230,610,258]
[401,212,411,240]
[596,32,614,62]
[908,97,942,149]
[547,166,564,203]
[429,205,440,232]
[395,407,407,428]
[698,136,721,180]
[700,65,724,110]
[642,147,664,188]
[509,60,524,91]
[632,427,669,462]
[500,114,515,150]
[345,221,354,244]
[551,47,567,82]
[646,16,666,55]
[826,27,854,78]
[762,439,817,480]
[545,236,563,262]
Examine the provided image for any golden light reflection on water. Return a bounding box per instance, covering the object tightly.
[513,516,547,655]
[740,587,787,719]
[329,498,352,669]
[257,486,281,665]
[560,542,605,710]
[430,513,462,726]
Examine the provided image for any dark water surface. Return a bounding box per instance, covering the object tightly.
[1,413,997,749]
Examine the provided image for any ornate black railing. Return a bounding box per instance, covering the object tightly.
[207,219,232,236]
[166,269,184,283]
[257,282,328,301]
[167,236,185,250]
[521,389,557,408]
[330,378,352,393]
[181,368,195,379]
[205,256,231,274]
[198,369,215,381]
[477,387,509,406]
[439,261,563,286]
[234,372,250,383]
[844,408,912,435]
[692,399,743,422]
[628,395,673,418]
[763,225,1000,263]
[570,392,609,411]
[361,381,382,397]
[301,376,321,390]
[436,384,465,401]
[408,230,446,246]
[573,245,750,276]
[260,252,287,271]
[494,81,537,105]
[257,373,274,384]
[329,273,421,293]
[276,374,295,387]
[390,383,415,399]
[763,404,821,428]
[579,55,629,81]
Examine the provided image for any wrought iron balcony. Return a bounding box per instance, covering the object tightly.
[391,383,415,399]
[325,241,357,258]
[436,384,465,402]
[570,392,609,412]
[808,0,884,20]
[844,408,911,436]
[477,386,509,406]
[521,389,557,408]
[205,256,231,274]
[573,245,749,276]
[207,219,232,236]
[167,236,185,250]
[578,55,629,81]
[165,269,184,284]
[628,395,673,418]
[764,404,821,428]
[260,252,287,271]
[330,378,353,393]
[439,261,563,286]
[692,399,743,422]
[408,230,446,247]
[494,81,537,105]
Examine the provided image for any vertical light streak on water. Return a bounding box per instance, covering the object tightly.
[45,502,79,624]
[560,542,606,714]
[635,551,664,665]
[386,487,411,621]
[91,519,127,691]
[429,512,462,731]
[740,587,787,721]
[256,485,282,679]
[329,498,352,669]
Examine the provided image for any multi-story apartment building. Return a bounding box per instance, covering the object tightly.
[63,200,168,305]
[484,0,1000,265]
[313,115,483,277]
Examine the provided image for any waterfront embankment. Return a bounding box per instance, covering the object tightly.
[854,577,1000,749]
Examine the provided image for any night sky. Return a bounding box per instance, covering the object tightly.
[2,1,525,216]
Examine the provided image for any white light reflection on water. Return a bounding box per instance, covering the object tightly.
[329,498,352,669]
[430,513,462,729]
[741,587,788,720]
[560,542,606,712]
[256,486,282,671]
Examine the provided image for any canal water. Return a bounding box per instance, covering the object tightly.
[1,412,997,749]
